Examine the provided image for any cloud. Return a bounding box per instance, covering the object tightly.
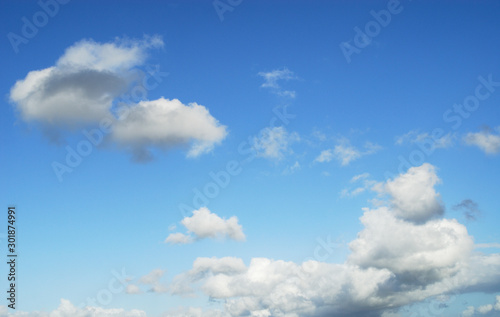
[0,299,146,316]
[258,68,297,97]
[453,199,480,221]
[341,173,376,198]
[112,98,228,160]
[9,36,227,160]
[282,161,300,175]
[251,126,299,160]
[10,36,162,127]
[396,130,454,150]
[461,295,500,316]
[125,284,142,294]
[315,139,381,166]
[464,129,500,154]
[165,163,500,317]
[138,268,165,284]
[375,163,444,223]
[165,207,245,244]
[164,232,194,244]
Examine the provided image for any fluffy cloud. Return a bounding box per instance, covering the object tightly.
[461,295,500,316]
[375,163,444,223]
[0,299,146,317]
[112,98,227,160]
[9,36,227,159]
[251,126,298,160]
[165,163,500,317]
[464,129,500,154]
[10,36,162,127]
[165,207,245,244]
[315,139,381,166]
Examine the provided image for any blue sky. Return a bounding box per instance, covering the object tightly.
[1,1,500,316]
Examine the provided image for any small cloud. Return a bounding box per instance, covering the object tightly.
[125,284,142,294]
[315,138,381,166]
[165,232,193,244]
[138,269,165,285]
[464,128,500,154]
[453,199,480,221]
[350,173,370,183]
[165,207,245,244]
[252,126,299,160]
[396,130,454,150]
[258,68,297,98]
[282,161,300,175]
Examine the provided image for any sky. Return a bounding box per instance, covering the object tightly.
[1,0,500,316]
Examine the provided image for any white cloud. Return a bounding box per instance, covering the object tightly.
[138,268,165,284]
[125,284,142,294]
[351,173,370,183]
[165,163,500,317]
[9,36,227,160]
[251,126,298,160]
[112,98,228,160]
[395,130,454,150]
[314,149,334,163]
[164,232,193,244]
[477,304,493,314]
[165,207,245,244]
[315,139,381,166]
[461,295,500,316]
[282,161,300,175]
[377,163,444,223]
[258,68,297,97]
[0,299,146,316]
[463,306,475,317]
[464,129,500,154]
[10,36,162,127]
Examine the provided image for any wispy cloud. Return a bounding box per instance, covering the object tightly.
[251,126,299,160]
[258,67,297,98]
[315,138,381,166]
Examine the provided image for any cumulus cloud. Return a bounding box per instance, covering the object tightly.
[9,36,227,159]
[461,295,500,316]
[112,98,227,160]
[10,36,162,127]
[315,139,381,166]
[251,126,299,160]
[464,129,500,154]
[165,163,500,317]
[375,163,444,223]
[0,299,146,316]
[258,68,297,97]
[165,207,245,244]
